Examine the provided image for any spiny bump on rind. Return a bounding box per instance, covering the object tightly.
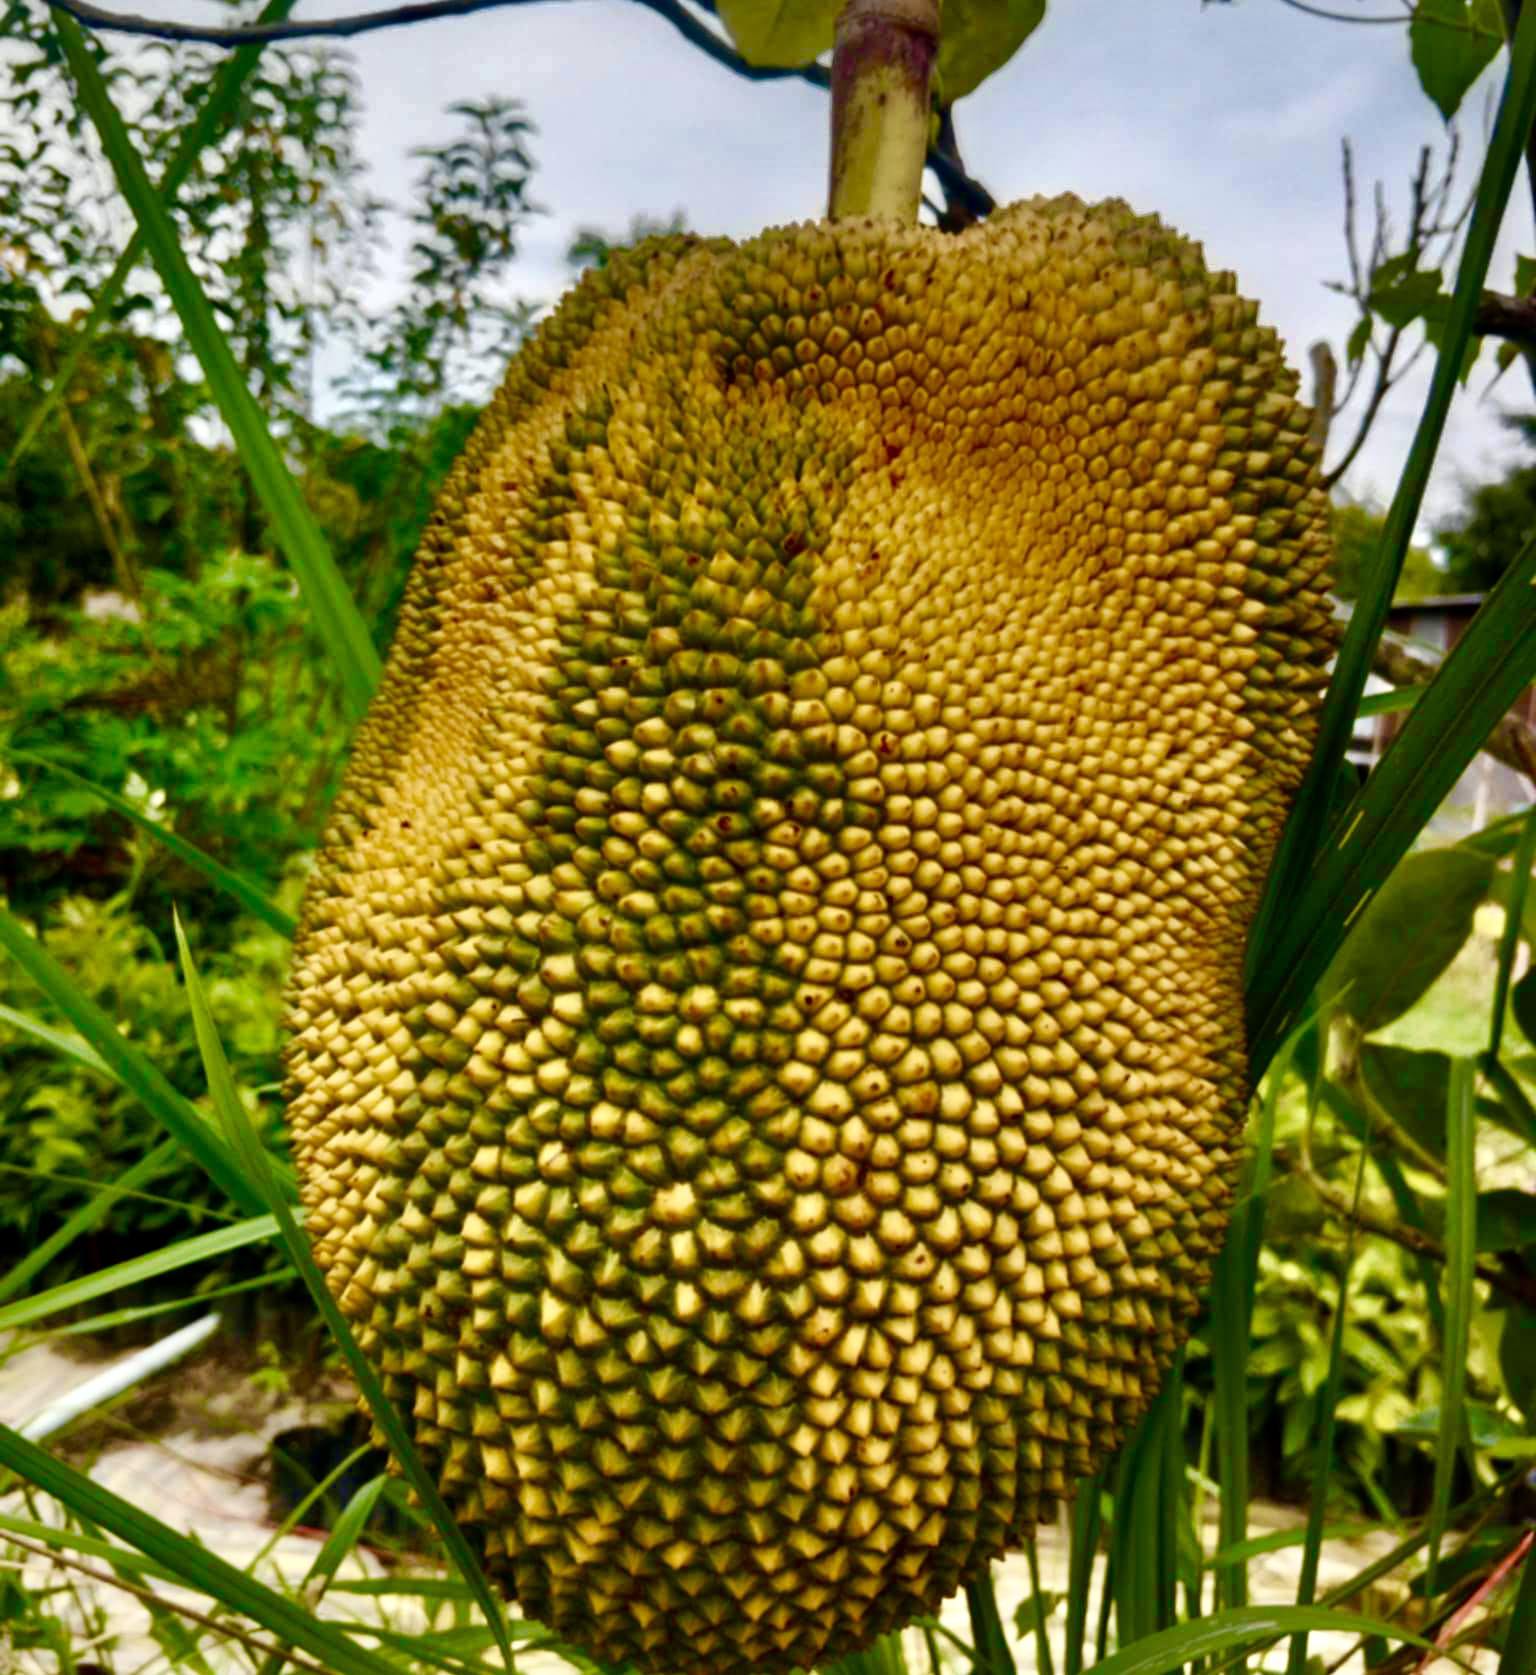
[284,196,1334,1675]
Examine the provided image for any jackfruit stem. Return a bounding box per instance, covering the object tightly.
[827,0,939,223]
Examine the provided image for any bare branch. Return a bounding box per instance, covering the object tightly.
[1274,0,1411,20]
[43,0,998,220]
[1371,630,1536,785]
[1475,287,1536,345]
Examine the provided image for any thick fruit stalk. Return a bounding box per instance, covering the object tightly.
[828,0,940,222]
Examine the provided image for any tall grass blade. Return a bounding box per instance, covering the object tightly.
[0,1425,405,1675]
[1065,1473,1104,1675]
[1023,1535,1056,1675]
[1489,803,1536,1057]
[0,1001,111,1077]
[1111,1355,1183,1648]
[1426,1054,1477,1601]
[1284,1120,1370,1675]
[1249,528,1536,1070]
[11,753,295,937]
[0,905,262,1214]
[6,0,299,473]
[253,1473,390,1675]
[0,1137,182,1306]
[51,12,380,720]
[0,1215,277,1331]
[1246,0,1536,987]
[964,1570,1017,1675]
[1065,1480,1105,1675]
[173,912,518,1673]
[1208,1037,1290,1647]
[1079,1604,1427,1675]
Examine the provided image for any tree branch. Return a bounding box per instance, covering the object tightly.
[1474,287,1536,345]
[43,0,997,220]
[1371,630,1536,785]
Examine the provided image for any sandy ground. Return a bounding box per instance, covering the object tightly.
[0,1327,1499,1674]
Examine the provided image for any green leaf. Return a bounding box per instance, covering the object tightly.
[1513,965,1536,1045]
[1345,314,1372,367]
[173,914,519,1675]
[1499,1307,1536,1420]
[713,0,837,65]
[1474,1188,1536,1252]
[938,0,1047,101]
[10,755,294,938]
[1489,804,1536,1056]
[0,906,263,1216]
[1358,1044,1452,1159]
[1411,0,1505,122]
[1081,1604,1426,1675]
[1517,252,1536,297]
[1369,265,1447,328]
[1319,846,1494,1032]
[52,13,380,722]
[0,1427,405,1675]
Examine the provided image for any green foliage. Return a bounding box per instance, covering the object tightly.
[1436,414,1536,594]
[713,0,1046,100]
[1410,0,1506,122]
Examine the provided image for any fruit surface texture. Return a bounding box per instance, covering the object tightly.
[285,196,1335,1675]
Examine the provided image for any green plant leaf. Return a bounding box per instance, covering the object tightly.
[1411,0,1505,122]
[0,1426,405,1675]
[0,906,263,1216]
[1475,1187,1536,1251]
[1358,1044,1452,1159]
[1368,265,1447,328]
[937,0,1047,100]
[173,913,518,1675]
[1500,1307,1536,1420]
[1319,846,1494,1032]
[1082,1604,1427,1675]
[713,0,837,65]
[52,12,380,721]
[10,754,294,938]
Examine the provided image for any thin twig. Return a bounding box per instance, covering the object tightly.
[0,1531,337,1675]
[1299,1100,1536,1308]
[43,0,997,217]
[1274,0,1410,18]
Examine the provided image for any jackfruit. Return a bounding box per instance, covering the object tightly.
[284,195,1334,1675]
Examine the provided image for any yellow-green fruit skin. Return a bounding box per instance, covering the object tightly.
[284,197,1334,1675]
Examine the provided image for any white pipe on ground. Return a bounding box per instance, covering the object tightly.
[18,1312,222,1442]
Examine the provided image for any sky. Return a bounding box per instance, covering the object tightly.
[63,0,1536,531]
